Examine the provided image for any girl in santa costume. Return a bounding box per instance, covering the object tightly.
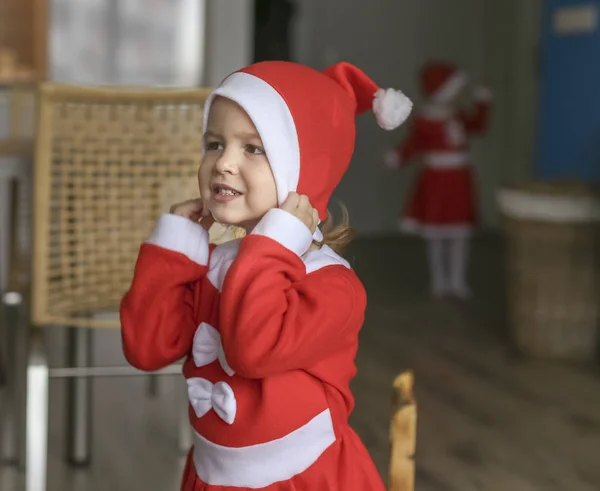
[120,60,412,490]
[384,61,493,299]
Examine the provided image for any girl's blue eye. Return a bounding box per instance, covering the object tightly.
[246,144,265,156]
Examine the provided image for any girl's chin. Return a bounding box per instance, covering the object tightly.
[209,210,246,227]
[209,210,263,232]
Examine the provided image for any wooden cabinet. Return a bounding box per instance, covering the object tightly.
[0,0,48,81]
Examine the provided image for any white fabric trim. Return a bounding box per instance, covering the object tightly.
[251,208,313,257]
[419,104,454,120]
[206,236,350,291]
[206,239,241,293]
[313,227,324,242]
[373,88,413,130]
[431,71,468,103]
[203,72,300,206]
[304,245,350,273]
[446,120,467,146]
[192,409,336,488]
[497,189,600,223]
[423,152,470,168]
[146,214,210,265]
[400,218,473,239]
[192,322,235,376]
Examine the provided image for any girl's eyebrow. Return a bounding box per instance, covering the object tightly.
[204,129,262,143]
[204,130,222,139]
[233,131,262,142]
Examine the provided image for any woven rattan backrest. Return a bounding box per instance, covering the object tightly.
[32,84,213,328]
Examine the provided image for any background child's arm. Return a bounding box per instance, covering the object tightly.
[218,209,366,379]
[384,119,426,169]
[120,214,210,371]
[458,86,493,134]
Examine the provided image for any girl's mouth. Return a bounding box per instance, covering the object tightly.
[212,183,242,202]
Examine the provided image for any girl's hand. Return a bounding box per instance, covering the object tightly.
[280,192,319,233]
[169,198,214,231]
[473,85,493,101]
[383,149,401,170]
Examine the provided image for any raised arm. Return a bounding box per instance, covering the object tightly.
[459,86,493,134]
[120,214,210,371]
[218,209,366,379]
[384,119,428,169]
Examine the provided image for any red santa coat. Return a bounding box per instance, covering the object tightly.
[393,97,491,238]
[120,209,385,490]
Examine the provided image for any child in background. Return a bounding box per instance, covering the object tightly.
[384,60,493,299]
[121,60,411,490]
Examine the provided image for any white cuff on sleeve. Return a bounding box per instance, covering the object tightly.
[250,208,313,257]
[146,214,210,265]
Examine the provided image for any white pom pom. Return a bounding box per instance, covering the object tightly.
[373,88,413,130]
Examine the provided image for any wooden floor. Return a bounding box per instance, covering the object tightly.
[2,235,600,490]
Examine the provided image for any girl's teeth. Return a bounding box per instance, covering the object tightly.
[218,188,238,195]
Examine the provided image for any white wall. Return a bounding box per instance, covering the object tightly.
[203,0,255,87]
[292,0,542,235]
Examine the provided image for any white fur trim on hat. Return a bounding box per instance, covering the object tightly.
[431,71,467,103]
[373,89,413,130]
[203,72,300,207]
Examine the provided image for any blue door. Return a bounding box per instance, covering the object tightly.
[536,0,600,182]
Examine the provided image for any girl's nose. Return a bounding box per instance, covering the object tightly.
[214,150,239,174]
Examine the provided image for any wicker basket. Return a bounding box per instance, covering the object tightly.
[497,182,600,361]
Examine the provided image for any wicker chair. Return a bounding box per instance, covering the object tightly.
[24,83,213,491]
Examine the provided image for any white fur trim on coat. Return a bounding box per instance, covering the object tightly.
[192,409,336,488]
[431,71,468,103]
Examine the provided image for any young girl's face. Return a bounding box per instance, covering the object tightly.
[198,97,278,232]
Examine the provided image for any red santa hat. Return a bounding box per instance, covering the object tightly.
[420,61,468,104]
[203,61,412,221]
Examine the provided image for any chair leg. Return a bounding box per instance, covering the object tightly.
[0,297,18,464]
[178,384,192,454]
[0,292,27,468]
[0,173,11,293]
[65,327,93,466]
[145,374,159,398]
[26,329,49,491]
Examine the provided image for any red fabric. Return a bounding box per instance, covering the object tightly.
[404,167,477,225]
[393,103,491,228]
[120,235,383,489]
[240,62,382,218]
[420,61,458,98]
[180,427,385,490]
[459,100,491,135]
[120,243,208,371]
